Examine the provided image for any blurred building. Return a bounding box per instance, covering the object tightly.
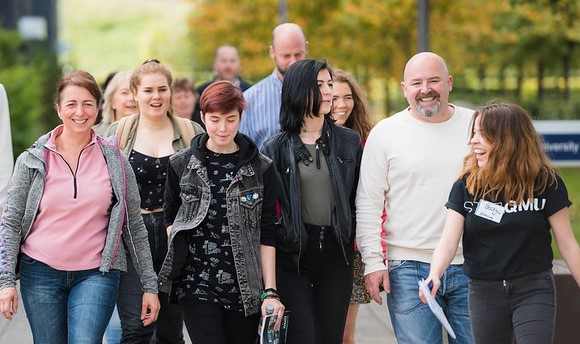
[0,0,57,52]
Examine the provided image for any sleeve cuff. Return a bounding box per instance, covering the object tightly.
[363,257,388,276]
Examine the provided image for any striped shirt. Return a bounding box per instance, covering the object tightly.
[239,69,282,149]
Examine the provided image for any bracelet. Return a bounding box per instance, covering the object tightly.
[260,288,279,302]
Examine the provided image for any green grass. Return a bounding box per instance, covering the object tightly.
[553,167,580,259]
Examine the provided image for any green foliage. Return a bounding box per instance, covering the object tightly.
[1,66,46,156]
[0,30,26,66]
[59,0,197,81]
[183,0,580,120]
[0,29,60,158]
[188,0,279,81]
[55,0,580,119]
[552,167,580,259]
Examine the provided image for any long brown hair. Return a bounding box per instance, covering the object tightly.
[461,102,557,204]
[332,69,373,140]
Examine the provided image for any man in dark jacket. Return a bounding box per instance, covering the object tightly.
[192,45,252,128]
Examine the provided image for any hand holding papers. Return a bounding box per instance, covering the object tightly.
[259,310,290,344]
[418,279,456,339]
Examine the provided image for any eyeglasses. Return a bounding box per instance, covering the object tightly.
[143,58,161,65]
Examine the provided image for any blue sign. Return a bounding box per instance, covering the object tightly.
[541,134,580,164]
[535,121,580,167]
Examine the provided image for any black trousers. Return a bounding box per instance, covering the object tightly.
[118,212,184,344]
[179,299,260,344]
[276,224,354,344]
[468,270,556,344]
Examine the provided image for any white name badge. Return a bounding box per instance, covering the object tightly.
[474,199,505,223]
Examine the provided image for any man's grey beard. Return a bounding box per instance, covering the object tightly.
[414,101,441,118]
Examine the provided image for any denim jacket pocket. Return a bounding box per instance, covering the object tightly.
[179,184,202,222]
[238,190,263,231]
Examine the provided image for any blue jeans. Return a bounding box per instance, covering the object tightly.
[387,260,473,344]
[105,305,122,344]
[19,253,120,344]
[468,270,556,344]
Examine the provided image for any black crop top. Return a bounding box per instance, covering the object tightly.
[129,150,171,211]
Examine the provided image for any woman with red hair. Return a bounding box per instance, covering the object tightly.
[159,81,284,343]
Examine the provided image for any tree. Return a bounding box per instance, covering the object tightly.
[506,0,580,100]
[429,0,511,94]
[184,0,580,118]
[188,0,280,82]
[0,29,60,157]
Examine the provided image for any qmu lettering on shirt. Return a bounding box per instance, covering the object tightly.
[463,198,547,214]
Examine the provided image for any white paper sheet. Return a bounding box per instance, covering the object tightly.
[418,279,457,339]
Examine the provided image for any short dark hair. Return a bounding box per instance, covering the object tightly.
[279,59,332,133]
[172,76,196,94]
[199,80,245,116]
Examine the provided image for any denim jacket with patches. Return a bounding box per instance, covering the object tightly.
[159,133,276,316]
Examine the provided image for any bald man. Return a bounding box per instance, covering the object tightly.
[238,23,308,148]
[356,52,474,343]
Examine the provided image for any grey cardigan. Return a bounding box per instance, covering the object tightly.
[0,129,158,293]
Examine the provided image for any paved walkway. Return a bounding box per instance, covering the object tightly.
[4,261,579,343]
[0,282,396,343]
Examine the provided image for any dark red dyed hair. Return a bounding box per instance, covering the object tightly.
[199,80,245,117]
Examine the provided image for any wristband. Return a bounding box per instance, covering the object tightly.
[260,288,279,302]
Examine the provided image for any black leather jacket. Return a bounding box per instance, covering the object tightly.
[261,119,362,268]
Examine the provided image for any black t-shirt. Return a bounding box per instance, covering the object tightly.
[173,149,243,311]
[446,174,571,280]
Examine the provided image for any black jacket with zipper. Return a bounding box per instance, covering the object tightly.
[261,119,363,269]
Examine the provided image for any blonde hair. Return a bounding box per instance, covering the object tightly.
[461,102,557,204]
[101,71,132,125]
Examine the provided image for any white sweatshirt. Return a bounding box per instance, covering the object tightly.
[0,84,13,212]
[356,105,473,275]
